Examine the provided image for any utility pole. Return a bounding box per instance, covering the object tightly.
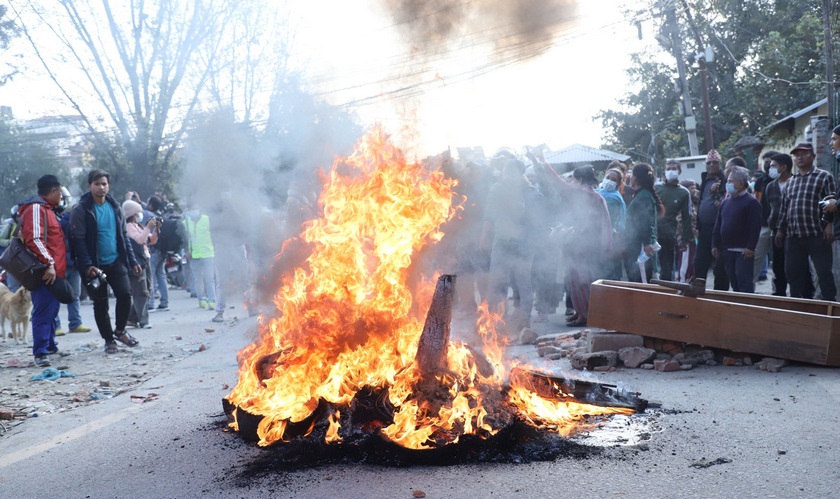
[666,5,699,156]
[680,0,714,152]
[824,0,835,127]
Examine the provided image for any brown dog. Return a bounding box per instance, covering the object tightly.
[0,284,32,344]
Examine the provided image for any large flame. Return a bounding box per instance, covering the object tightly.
[226,127,632,449]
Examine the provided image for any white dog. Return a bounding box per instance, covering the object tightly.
[0,284,32,344]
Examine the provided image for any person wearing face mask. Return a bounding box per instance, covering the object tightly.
[655,160,693,281]
[183,204,217,311]
[123,200,159,329]
[693,149,730,290]
[596,168,627,280]
[711,166,762,293]
[750,151,779,285]
[774,143,836,301]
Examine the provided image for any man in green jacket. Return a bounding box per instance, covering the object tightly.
[656,160,694,281]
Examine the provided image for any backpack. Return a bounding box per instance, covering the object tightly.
[156,214,185,253]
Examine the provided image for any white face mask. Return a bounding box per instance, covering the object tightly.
[768,167,780,179]
[136,213,144,223]
[600,179,617,191]
[665,170,679,181]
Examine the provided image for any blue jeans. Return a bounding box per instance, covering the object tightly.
[148,249,169,308]
[6,271,21,292]
[31,282,59,356]
[723,251,754,293]
[55,266,83,330]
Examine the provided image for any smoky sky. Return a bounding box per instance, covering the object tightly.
[380,0,579,57]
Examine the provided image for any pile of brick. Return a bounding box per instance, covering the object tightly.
[525,328,791,373]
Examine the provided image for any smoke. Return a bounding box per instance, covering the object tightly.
[178,81,362,313]
[380,0,579,58]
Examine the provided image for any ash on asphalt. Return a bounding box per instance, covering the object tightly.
[214,411,664,488]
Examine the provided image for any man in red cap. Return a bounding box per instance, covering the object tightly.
[774,142,836,301]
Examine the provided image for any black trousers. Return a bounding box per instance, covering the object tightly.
[785,236,835,301]
[91,261,132,342]
[694,225,729,290]
[771,231,787,296]
[658,235,677,281]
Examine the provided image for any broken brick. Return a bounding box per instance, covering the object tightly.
[571,351,618,370]
[618,346,656,368]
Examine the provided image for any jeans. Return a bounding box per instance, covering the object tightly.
[31,282,59,356]
[6,271,21,292]
[148,248,168,308]
[724,251,755,293]
[127,266,149,326]
[91,261,132,342]
[694,225,729,290]
[785,236,835,301]
[191,257,216,302]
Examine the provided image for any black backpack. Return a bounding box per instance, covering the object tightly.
[156,214,185,253]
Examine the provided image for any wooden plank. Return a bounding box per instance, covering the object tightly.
[415,275,455,373]
[589,280,840,366]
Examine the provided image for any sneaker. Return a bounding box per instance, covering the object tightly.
[199,299,208,309]
[34,355,51,367]
[47,348,71,357]
[126,321,140,328]
[139,323,153,329]
[70,325,92,333]
[212,311,225,323]
[156,304,170,311]
[207,301,215,311]
[104,341,119,354]
[55,329,66,336]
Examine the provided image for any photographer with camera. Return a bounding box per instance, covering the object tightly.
[69,169,142,354]
[123,200,160,329]
[146,196,182,311]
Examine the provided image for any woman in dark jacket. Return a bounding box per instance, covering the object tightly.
[623,164,664,282]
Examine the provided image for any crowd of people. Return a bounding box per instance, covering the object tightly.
[449,125,840,334]
[1,168,242,367]
[7,124,840,364]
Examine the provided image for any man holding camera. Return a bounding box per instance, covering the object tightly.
[774,143,837,301]
[69,169,142,354]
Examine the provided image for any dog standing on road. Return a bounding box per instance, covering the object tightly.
[0,284,32,344]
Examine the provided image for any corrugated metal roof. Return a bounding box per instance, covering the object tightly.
[543,144,631,165]
[765,98,827,135]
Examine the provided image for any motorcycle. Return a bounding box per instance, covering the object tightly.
[164,251,187,288]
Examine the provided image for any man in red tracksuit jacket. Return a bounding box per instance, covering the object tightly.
[19,175,66,368]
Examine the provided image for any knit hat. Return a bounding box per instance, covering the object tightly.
[706,149,722,163]
[122,200,143,220]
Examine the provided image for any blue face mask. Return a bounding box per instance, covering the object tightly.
[725,183,737,195]
[600,179,617,191]
[768,167,780,179]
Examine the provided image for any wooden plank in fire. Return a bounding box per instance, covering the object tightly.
[510,367,648,412]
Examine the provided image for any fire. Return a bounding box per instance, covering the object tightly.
[226,126,635,449]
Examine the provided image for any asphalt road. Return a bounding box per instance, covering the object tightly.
[1,288,839,499]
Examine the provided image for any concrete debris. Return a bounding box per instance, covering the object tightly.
[571,351,618,370]
[653,359,681,372]
[587,332,643,353]
[519,328,539,345]
[756,357,788,373]
[618,347,656,368]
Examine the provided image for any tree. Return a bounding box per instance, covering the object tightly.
[0,4,21,85]
[8,0,280,197]
[0,117,66,211]
[597,0,836,162]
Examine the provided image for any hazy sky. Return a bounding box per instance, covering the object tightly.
[2,0,646,158]
[289,0,645,156]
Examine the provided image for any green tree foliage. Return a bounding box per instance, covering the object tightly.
[597,0,835,162]
[0,118,66,211]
